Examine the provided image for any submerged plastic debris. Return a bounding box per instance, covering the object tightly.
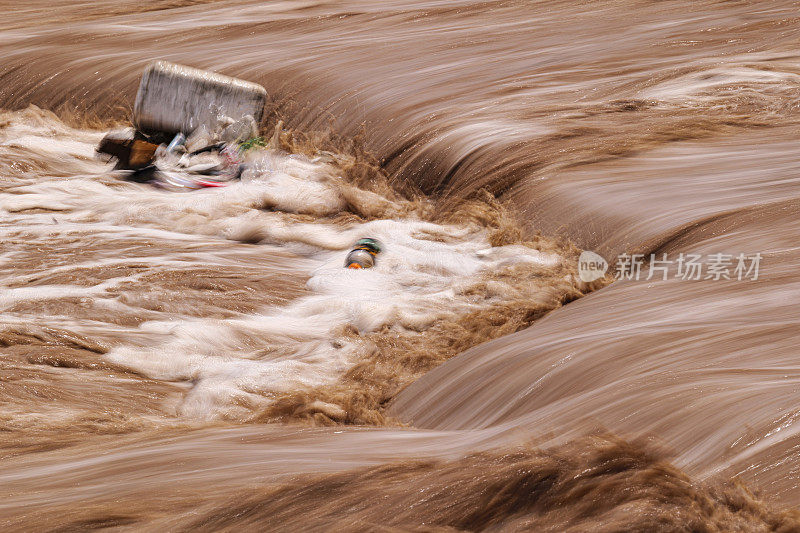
[95,62,267,190]
[345,238,383,269]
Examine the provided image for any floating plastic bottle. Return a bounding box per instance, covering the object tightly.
[166,132,186,153]
[345,238,382,269]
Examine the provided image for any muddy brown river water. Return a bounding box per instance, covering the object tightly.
[2,1,800,530]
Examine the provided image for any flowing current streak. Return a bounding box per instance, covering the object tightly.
[0,111,561,420]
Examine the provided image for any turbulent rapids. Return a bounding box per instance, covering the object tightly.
[3,0,800,530]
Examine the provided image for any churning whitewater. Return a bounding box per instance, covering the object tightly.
[0,106,582,427]
[3,0,800,530]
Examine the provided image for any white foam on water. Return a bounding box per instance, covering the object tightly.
[105,215,560,420]
[1,111,564,420]
[639,58,800,102]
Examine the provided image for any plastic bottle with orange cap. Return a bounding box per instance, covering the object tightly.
[345,238,382,269]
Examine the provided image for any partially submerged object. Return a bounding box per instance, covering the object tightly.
[133,60,267,138]
[96,61,268,189]
[345,238,382,269]
[96,131,159,170]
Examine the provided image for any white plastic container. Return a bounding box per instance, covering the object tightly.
[133,61,267,135]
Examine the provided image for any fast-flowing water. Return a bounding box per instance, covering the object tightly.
[2,1,800,530]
